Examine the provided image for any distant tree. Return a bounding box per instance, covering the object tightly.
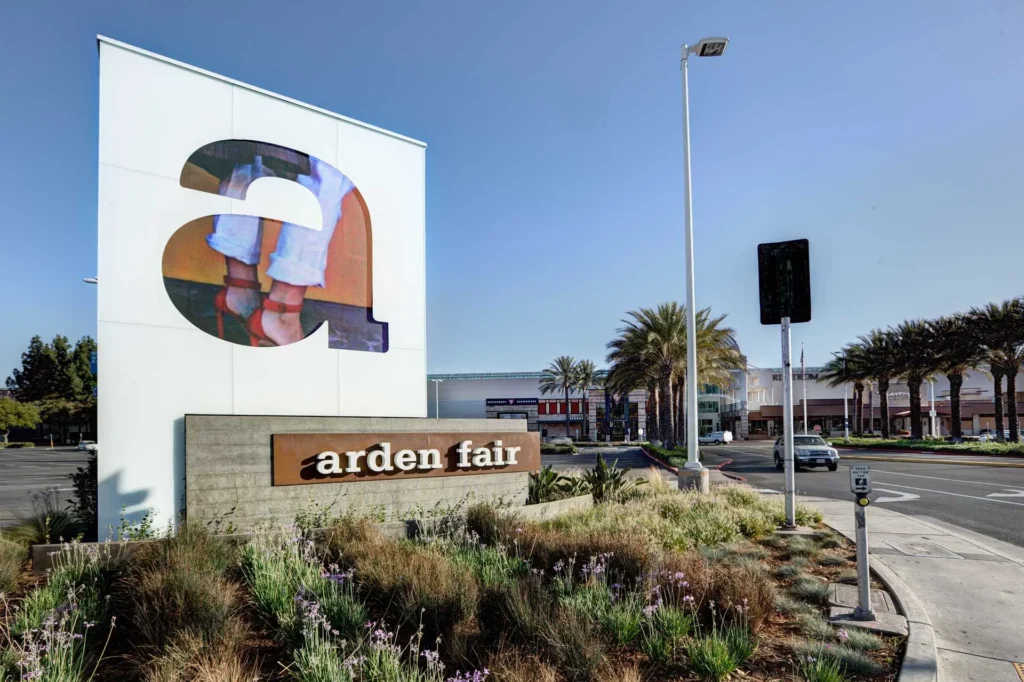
[540,356,578,439]
[856,330,898,439]
[6,335,97,443]
[573,360,598,440]
[971,299,1024,442]
[890,320,939,439]
[0,398,40,444]
[931,315,987,439]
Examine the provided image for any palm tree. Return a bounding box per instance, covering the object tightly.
[540,356,577,440]
[605,303,742,449]
[855,330,898,439]
[820,348,863,438]
[972,299,1024,443]
[574,360,597,440]
[606,326,661,440]
[615,303,686,448]
[889,320,939,440]
[930,314,987,440]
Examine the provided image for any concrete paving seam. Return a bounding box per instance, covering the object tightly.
[819,517,940,682]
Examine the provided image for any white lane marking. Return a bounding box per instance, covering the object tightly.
[986,489,1024,498]
[872,481,1024,507]
[873,488,921,503]
[866,469,1024,489]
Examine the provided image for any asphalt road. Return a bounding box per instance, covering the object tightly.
[706,441,1024,549]
[0,447,90,526]
[542,446,674,480]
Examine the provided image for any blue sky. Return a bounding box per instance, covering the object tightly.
[2,1,1022,378]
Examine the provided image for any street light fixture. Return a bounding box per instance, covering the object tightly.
[83,277,98,284]
[681,36,729,477]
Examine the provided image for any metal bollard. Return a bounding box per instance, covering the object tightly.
[850,463,876,621]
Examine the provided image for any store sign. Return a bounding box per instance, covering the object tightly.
[486,398,539,406]
[271,432,540,486]
[773,372,819,381]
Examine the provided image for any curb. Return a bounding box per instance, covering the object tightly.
[638,447,742,479]
[838,453,1024,468]
[816,516,939,682]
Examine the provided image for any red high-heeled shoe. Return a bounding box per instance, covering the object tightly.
[247,298,304,347]
[213,276,262,339]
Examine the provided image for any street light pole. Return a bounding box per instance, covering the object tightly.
[431,379,443,419]
[679,36,728,477]
[680,44,700,472]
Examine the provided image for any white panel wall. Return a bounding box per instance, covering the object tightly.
[97,38,427,531]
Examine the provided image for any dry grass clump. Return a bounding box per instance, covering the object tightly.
[329,518,478,639]
[0,534,26,594]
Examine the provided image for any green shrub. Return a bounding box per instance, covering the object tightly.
[794,641,884,677]
[582,454,646,503]
[723,625,757,664]
[774,593,813,615]
[840,627,883,651]
[775,562,805,580]
[797,613,835,641]
[785,536,819,559]
[654,605,693,642]
[540,444,577,455]
[818,554,847,567]
[686,634,738,681]
[67,452,98,541]
[796,647,845,682]
[0,535,25,594]
[639,626,672,664]
[790,576,830,604]
[602,594,644,645]
[5,490,85,546]
[837,569,858,585]
[818,534,843,550]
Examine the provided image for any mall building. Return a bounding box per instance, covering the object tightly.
[428,365,1024,441]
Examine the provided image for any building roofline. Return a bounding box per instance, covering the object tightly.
[96,35,427,148]
[427,370,610,381]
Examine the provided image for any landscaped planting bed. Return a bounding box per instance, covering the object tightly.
[836,436,1024,456]
[0,484,904,681]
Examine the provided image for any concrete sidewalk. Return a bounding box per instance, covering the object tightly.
[807,495,1024,682]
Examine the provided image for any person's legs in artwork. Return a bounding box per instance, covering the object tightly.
[206,162,263,336]
[250,158,355,346]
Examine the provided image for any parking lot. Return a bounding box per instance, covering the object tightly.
[0,446,91,526]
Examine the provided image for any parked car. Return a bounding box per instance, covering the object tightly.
[546,436,573,446]
[84,442,99,453]
[698,430,733,445]
[978,430,1011,442]
[773,435,839,471]
[77,440,96,451]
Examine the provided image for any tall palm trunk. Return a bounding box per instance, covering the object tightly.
[1008,371,1020,443]
[564,387,571,440]
[866,385,874,434]
[854,384,864,437]
[648,381,659,441]
[659,369,674,449]
[879,379,891,438]
[993,368,1005,442]
[907,378,923,439]
[675,378,685,445]
[948,372,964,439]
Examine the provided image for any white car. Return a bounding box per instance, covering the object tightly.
[978,430,1010,442]
[546,436,573,446]
[77,440,96,451]
[773,435,839,471]
[84,442,99,453]
[698,430,733,445]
